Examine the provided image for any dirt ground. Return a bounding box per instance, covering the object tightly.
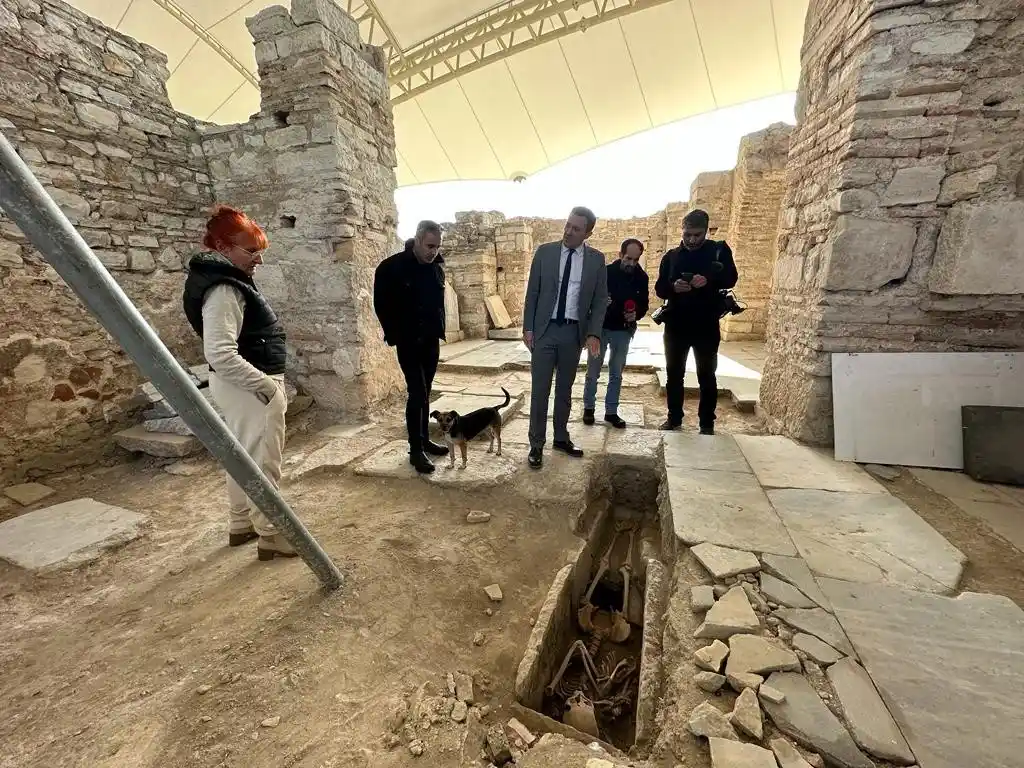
[0,377,755,768]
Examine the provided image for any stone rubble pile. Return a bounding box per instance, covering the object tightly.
[112,363,312,459]
[379,672,634,767]
[685,543,918,768]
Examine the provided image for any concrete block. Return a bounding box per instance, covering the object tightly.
[0,498,146,570]
[962,405,1024,485]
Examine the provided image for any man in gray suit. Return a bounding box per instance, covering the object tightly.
[523,206,608,469]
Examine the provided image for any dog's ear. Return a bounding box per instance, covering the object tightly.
[448,410,458,420]
[429,410,440,420]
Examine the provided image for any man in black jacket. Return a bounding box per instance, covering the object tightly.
[374,221,449,474]
[654,209,738,435]
[582,238,649,428]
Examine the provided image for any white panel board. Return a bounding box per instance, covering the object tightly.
[832,352,1024,469]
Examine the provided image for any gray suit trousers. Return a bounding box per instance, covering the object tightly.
[528,321,583,449]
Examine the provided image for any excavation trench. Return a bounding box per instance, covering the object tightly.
[513,457,670,755]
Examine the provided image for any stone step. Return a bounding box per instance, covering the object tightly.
[657,370,760,409]
[487,327,522,340]
[114,425,201,458]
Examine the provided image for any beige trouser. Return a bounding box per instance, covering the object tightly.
[209,373,287,537]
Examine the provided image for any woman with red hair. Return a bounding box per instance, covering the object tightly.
[182,205,297,561]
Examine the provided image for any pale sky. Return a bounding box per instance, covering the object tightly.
[395,93,797,238]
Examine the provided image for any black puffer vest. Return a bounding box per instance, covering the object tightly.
[182,252,287,375]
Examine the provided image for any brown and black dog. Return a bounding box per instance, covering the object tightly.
[430,388,511,469]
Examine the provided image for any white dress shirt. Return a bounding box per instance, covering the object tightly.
[550,243,584,321]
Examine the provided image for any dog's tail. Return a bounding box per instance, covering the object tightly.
[496,387,511,409]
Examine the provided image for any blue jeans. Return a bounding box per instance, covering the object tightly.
[583,329,632,413]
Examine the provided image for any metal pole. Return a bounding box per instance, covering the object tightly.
[0,131,343,590]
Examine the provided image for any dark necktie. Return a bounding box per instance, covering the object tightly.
[555,248,575,322]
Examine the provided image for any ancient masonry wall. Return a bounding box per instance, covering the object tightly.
[761,0,1024,444]
[0,0,213,480]
[201,1,402,411]
[723,123,793,340]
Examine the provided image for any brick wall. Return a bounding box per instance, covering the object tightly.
[0,0,213,480]
[760,0,1024,444]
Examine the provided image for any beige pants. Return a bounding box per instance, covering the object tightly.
[210,373,287,537]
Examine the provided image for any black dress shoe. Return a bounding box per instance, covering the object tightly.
[582,408,595,425]
[528,447,543,469]
[422,440,449,456]
[699,424,715,436]
[409,451,435,474]
[552,440,584,458]
[659,419,681,431]
[228,530,259,547]
[604,413,626,429]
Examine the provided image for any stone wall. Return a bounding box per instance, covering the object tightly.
[442,212,502,338]
[723,123,793,340]
[0,0,213,480]
[760,0,1024,444]
[201,1,402,412]
[494,220,532,323]
[688,170,735,239]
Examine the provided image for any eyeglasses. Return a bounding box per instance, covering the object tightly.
[233,244,263,257]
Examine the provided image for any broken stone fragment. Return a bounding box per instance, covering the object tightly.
[792,633,843,666]
[505,717,536,747]
[726,670,763,693]
[759,684,786,704]
[741,581,770,613]
[730,687,764,740]
[694,639,730,672]
[484,584,503,602]
[261,715,280,728]
[450,700,468,723]
[466,510,491,523]
[691,542,761,579]
[774,608,855,656]
[770,737,815,768]
[472,631,486,646]
[713,584,729,598]
[709,737,778,768]
[726,634,801,678]
[485,724,512,764]
[760,672,873,768]
[695,586,761,640]
[760,554,831,611]
[454,672,474,705]
[760,573,818,609]
[694,671,727,693]
[143,416,193,436]
[826,658,916,765]
[688,701,738,741]
[408,739,424,756]
[691,584,716,612]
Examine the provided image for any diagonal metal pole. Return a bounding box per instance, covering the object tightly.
[0,130,343,590]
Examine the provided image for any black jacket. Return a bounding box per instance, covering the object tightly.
[182,252,287,375]
[604,259,650,332]
[374,242,446,346]
[654,240,738,328]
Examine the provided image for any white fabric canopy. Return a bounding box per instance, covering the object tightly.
[68,0,807,186]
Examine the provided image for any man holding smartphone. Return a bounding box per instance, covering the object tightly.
[654,209,738,434]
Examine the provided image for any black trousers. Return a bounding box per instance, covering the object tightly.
[664,325,720,427]
[395,338,440,452]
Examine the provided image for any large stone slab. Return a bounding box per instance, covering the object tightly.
[734,435,884,493]
[692,542,761,579]
[760,554,831,610]
[774,608,856,657]
[484,294,513,329]
[767,488,966,593]
[725,634,800,677]
[669,470,797,556]
[114,425,201,457]
[354,440,520,488]
[821,578,1024,768]
[759,573,817,609]
[286,435,387,480]
[826,657,915,765]
[760,672,873,768]
[709,737,777,768]
[962,404,1024,484]
[439,341,518,370]
[0,498,146,570]
[663,433,752,473]
[930,199,1024,295]
[438,338,495,362]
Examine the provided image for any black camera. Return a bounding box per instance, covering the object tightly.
[719,291,746,318]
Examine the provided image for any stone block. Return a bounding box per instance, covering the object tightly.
[962,405,1024,485]
[820,216,916,291]
[929,200,1024,295]
[114,426,201,458]
[484,294,513,329]
[290,0,361,47]
[881,164,945,205]
[0,498,146,570]
[3,482,56,506]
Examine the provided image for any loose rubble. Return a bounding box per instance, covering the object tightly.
[691,542,761,579]
[792,633,843,666]
[730,687,763,739]
[484,584,504,602]
[695,585,760,639]
[770,738,816,768]
[694,639,730,672]
[688,701,738,741]
[694,671,727,693]
[467,510,491,523]
[709,737,778,768]
[774,609,855,657]
[691,585,717,612]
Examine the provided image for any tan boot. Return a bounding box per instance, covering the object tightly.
[257,534,298,561]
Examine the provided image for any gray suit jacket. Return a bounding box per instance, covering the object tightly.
[523,241,608,345]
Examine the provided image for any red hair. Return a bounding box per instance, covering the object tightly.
[202,205,268,251]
